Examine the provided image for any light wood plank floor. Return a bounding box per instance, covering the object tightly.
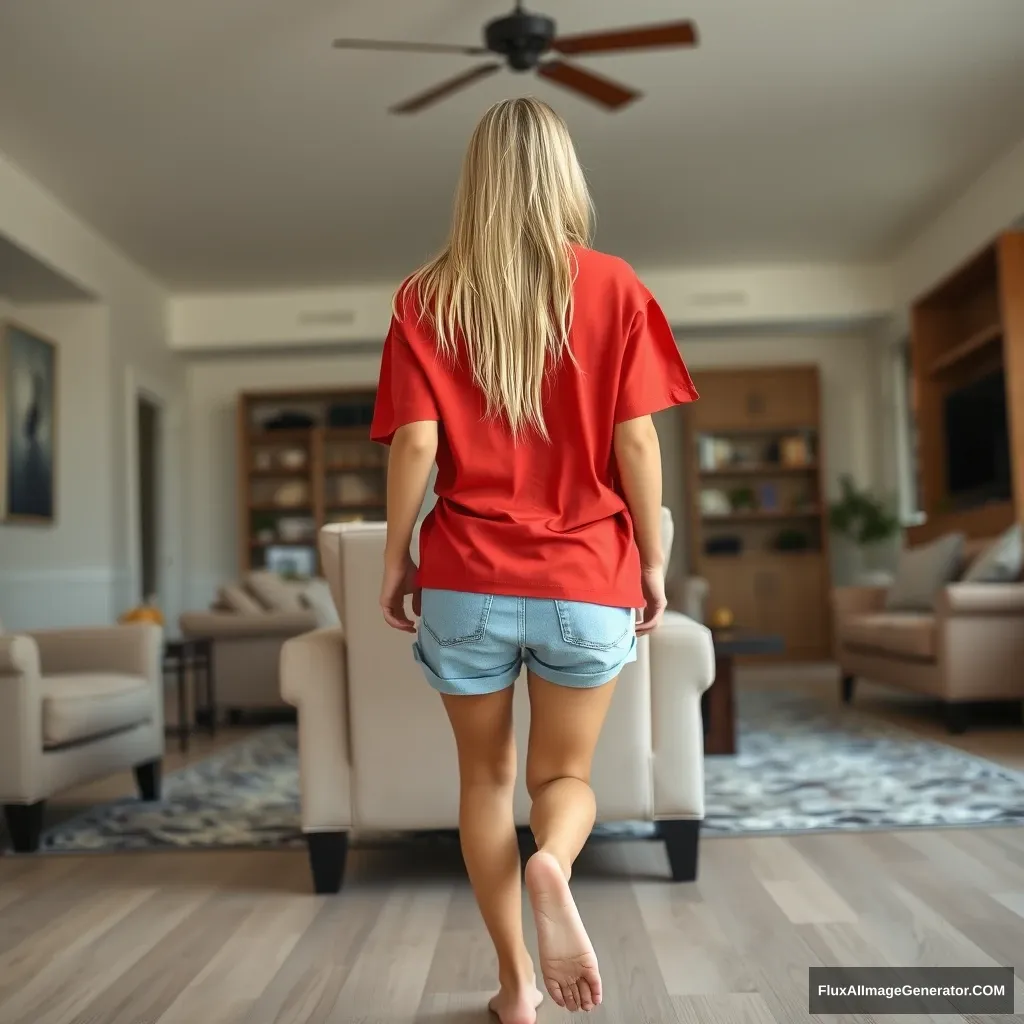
[1,669,1021,1023]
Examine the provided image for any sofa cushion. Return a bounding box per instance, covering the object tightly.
[885,532,964,611]
[245,571,306,613]
[41,673,152,748]
[961,524,1023,583]
[219,583,265,615]
[301,578,341,628]
[840,612,937,661]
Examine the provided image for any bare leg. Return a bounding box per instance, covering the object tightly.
[440,689,542,1024]
[524,670,618,1013]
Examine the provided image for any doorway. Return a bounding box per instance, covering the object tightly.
[136,394,160,602]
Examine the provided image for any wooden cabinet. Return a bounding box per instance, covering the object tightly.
[685,365,832,661]
[689,367,819,432]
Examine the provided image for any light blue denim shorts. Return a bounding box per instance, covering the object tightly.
[413,588,637,696]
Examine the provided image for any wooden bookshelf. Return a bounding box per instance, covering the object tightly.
[684,365,832,660]
[236,387,384,575]
[907,231,1023,544]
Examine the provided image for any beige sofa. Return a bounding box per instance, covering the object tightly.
[179,571,319,716]
[833,539,1024,733]
[280,509,716,893]
[0,623,163,852]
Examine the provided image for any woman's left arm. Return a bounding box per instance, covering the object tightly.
[380,419,438,632]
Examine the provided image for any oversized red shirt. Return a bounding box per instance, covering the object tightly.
[370,246,698,609]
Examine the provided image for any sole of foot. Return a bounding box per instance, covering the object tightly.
[488,984,544,1024]
[525,850,602,1012]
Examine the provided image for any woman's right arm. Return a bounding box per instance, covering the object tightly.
[613,414,668,633]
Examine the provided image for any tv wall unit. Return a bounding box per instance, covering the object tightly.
[908,231,1024,544]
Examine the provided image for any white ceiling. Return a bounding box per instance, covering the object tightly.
[0,0,1023,291]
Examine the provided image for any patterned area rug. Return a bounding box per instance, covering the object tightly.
[7,689,1024,853]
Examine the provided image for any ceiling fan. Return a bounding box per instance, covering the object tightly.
[332,2,698,114]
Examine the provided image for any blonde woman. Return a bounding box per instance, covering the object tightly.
[371,98,697,1023]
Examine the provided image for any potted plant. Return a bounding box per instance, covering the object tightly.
[828,475,901,583]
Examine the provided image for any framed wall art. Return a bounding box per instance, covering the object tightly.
[1,321,58,523]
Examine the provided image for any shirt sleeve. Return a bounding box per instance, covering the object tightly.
[370,316,440,445]
[614,294,699,423]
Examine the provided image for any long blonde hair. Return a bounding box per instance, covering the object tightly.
[400,98,594,439]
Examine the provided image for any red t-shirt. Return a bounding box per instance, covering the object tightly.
[370,246,698,609]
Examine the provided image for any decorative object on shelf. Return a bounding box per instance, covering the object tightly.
[277,516,316,543]
[327,512,366,525]
[261,410,316,431]
[780,433,811,467]
[828,474,900,582]
[774,528,811,552]
[709,606,735,629]
[728,486,757,511]
[334,473,381,504]
[265,545,317,578]
[699,489,732,516]
[271,481,309,508]
[253,450,274,471]
[704,535,742,556]
[277,448,307,471]
[698,435,734,470]
[1,321,57,523]
[757,482,779,511]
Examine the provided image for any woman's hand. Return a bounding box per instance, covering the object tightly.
[636,563,667,635]
[380,552,420,633]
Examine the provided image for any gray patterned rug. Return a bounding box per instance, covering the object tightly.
[7,689,1024,854]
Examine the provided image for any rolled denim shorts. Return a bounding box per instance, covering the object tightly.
[413,588,637,696]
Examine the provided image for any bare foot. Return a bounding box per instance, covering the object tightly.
[525,851,602,1012]
[488,981,543,1024]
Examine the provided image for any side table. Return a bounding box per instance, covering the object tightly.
[704,628,784,755]
[163,637,217,752]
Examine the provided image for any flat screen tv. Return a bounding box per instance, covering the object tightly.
[943,368,1011,507]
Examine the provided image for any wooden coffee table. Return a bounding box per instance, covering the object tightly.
[703,628,784,755]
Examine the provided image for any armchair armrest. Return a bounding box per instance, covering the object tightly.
[27,624,162,681]
[937,582,1024,617]
[179,610,316,640]
[832,585,888,618]
[280,628,352,831]
[649,611,716,819]
[0,635,44,803]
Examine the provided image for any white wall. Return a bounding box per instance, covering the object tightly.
[184,329,889,607]
[0,299,119,629]
[0,150,185,630]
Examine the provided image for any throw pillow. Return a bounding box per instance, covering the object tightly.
[961,523,1023,583]
[885,532,965,611]
[302,578,341,628]
[218,583,265,615]
[245,570,307,613]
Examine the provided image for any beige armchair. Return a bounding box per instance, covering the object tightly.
[280,509,716,893]
[833,538,1024,733]
[0,623,164,852]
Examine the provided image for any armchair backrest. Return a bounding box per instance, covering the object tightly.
[317,513,671,829]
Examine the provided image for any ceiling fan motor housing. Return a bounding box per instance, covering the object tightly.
[484,13,556,71]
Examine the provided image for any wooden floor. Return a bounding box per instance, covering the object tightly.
[1,669,1021,1023]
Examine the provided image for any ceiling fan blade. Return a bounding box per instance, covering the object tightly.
[390,62,502,114]
[536,60,639,111]
[333,38,490,56]
[551,20,697,56]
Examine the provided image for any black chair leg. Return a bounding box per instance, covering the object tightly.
[307,832,349,894]
[4,802,46,853]
[660,819,700,882]
[840,674,856,704]
[133,759,162,801]
[944,702,969,735]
